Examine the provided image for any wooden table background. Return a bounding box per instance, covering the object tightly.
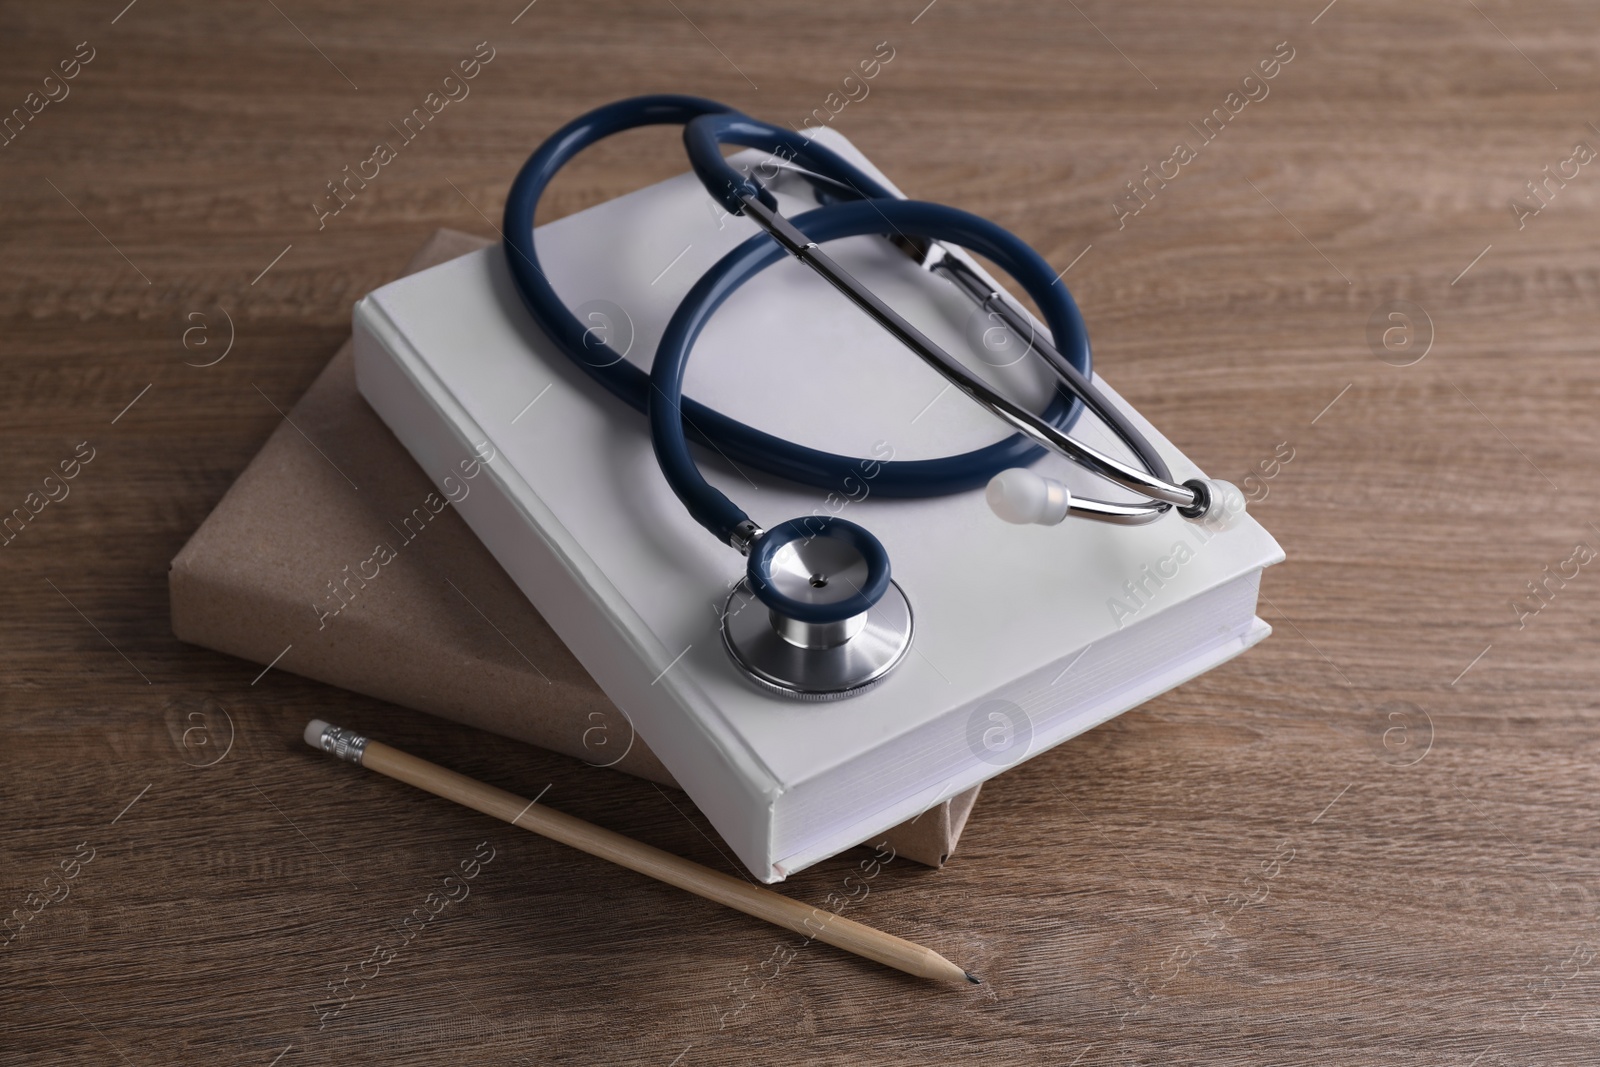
[4,1,1599,1063]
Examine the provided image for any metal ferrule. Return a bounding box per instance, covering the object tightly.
[317,724,368,765]
[1176,478,1212,519]
[737,195,1199,525]
[729,520,765,556]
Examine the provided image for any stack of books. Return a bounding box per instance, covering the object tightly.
[347,131,1283,881]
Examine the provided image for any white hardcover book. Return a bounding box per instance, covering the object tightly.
[353,130,1284,882]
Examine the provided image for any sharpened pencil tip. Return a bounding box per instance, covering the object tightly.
[965,971,981,984]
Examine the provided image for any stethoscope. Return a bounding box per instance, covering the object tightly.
[502,95,1245,701]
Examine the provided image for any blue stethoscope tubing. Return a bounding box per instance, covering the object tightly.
[501,94,1097,544]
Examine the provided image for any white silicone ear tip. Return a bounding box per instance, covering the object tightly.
[1196,478,1246,531]
[303,719,331,749]
[986,468,1071,526]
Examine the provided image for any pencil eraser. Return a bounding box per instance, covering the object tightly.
[303,719,330,749]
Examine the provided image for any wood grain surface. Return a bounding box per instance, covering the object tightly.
[3,1,1599,1064]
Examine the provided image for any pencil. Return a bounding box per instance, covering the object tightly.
[303,720,979,985]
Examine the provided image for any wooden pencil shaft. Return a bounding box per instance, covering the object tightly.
[356,739,969,984]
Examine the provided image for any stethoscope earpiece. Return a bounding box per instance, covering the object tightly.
[720,517,914,701]
[986,468,1072,526]
[1177,478,1248,532]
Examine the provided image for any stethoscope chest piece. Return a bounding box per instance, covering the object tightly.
[720,517,914,701]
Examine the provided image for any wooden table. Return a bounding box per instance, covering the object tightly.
[4,1,1598,1063]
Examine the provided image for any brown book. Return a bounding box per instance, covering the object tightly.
[168,228,979,869]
